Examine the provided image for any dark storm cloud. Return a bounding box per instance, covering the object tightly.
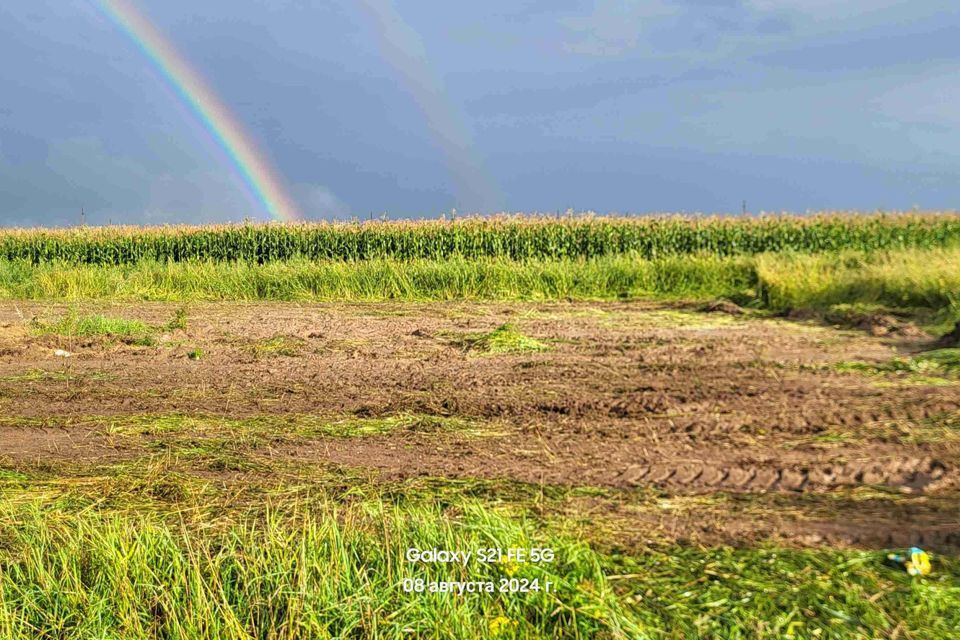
[0,0,958,225]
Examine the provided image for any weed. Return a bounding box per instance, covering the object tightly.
[30,312,151,340]
[28,308,192,347]
[166,306,188,331]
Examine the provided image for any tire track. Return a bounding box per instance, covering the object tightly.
[617,457,949,493]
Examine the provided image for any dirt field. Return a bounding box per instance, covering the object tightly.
[1,301,958,552]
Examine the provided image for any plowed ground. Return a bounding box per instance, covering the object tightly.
[1,301,958,551]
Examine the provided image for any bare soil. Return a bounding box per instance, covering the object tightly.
[1,301,958,550]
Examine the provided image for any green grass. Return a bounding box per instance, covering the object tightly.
[3,218,960,636]
[0,436,957,639]
[28,309,191,347]
[0,368,77,382]
[30,312,152,340]
[756,248,960,319]
[837,349,960,382]
[1,246,957,331]
[167,306,189,331]
[464,324,549,355]
[305,413,484,437]
[0,369,116,384]
[0,494,956,639]
[0,254,756,302]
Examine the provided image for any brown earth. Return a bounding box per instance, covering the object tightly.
[0,300,958,550]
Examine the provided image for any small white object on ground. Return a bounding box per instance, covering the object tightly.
[53,349,72,357]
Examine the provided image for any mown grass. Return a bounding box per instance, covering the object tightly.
[0,369,87,383]
[0,413,486,473]
[837,349,960,382]
[2,218,959,637]
[783,411,960,447]
[249,335,305,358]
[0,428,957,639]
[0,492,956,639]
[462,324,549,355]
[96,412,481,437]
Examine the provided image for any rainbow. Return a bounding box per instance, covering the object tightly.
[94,0,301,222]
[359,0,500,212]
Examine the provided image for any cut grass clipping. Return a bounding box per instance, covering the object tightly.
[0,497,957,639]
[249,335,305,358]
[464,323,548,355]
[838,348,960,383]
[97,412,486,441]
[2,413,493,473]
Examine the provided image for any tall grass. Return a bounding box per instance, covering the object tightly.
[0,247,957,323]
[0,254,755,302]
[756,248,960,312]
[2,214,959,264]
[0,500,957,639]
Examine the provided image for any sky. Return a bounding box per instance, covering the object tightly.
[0,0,957,226]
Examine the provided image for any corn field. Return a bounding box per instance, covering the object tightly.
[2,213,959,264]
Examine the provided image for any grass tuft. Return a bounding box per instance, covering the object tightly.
[166,306,188,331]
[465,324,549,355]
[29,309,190,347]
[30,313,151,339]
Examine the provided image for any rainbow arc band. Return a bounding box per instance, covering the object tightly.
[95,0,301,222]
